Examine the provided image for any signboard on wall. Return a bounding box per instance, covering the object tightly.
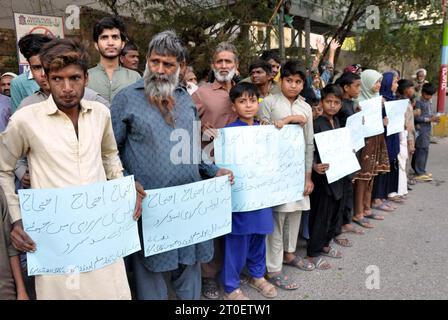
[13,13,65,74]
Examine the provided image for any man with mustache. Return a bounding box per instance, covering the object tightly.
[111,30,233,300]
[1,72,17,97]
[88,17,141,102]
[120,42,140,73]
[191,42,239,299]
[16,32,109,198]
[0,38,144,299]
[249,59,274,100]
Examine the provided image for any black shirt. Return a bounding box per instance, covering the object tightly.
[336,98,356,128]
[313,115,344,200]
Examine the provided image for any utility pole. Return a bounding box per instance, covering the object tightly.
[305,17,311,69]
[437,0,447,114]
[279,1,285,61]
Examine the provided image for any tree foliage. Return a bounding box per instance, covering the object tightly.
[355,0,443,81]
[319,0,442,64]
[97,0,273,75]
[96,0,444,79]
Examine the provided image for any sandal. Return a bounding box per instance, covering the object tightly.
[265,273,299,290]
[223,288,249,300]
[371,202,394,212]
[248,277,278,298]
[321,246,343,259]
[383,200,398,209]
[334,237,353,247]
[307,256,331,270]
[202,278,220,300]
[388,196,405,203]
[341,225,365,235]
[352,217,374,228]
[283,255,315,271]
[364,212,385,220]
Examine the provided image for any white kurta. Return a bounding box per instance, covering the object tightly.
[0,96,131,300]
[397,131,409,196]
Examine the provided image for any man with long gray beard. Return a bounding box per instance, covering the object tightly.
[191,42,239,300]
[110,30,233,300]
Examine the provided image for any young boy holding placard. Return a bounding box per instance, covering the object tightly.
[220,82,277,300]
[0,187,29,300]
[307,84,345,270]
[258,60,315,291]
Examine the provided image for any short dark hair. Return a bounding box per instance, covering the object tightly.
[40,39,89,76]
[249,59,272,75]
[321,84,343,101]
[422,83,436,95]
[93,17,127,43]
[300,86,319,105]
[229,82,260,103]
[337,72,361,91]
[397,79,414,95]
[260,50,281,64]
[121,42,138,56]
[280,60,306,81]
[18,34,53,60]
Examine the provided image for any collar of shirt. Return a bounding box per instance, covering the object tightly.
[34,89,48,97]
[44,95,93,115]
[95,63,122,73]
[233,119,260,126]
[278,91,306,105]
[27,70,34,80]
[317,114,339,129]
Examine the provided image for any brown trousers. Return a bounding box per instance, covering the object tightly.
[354,179,373,217]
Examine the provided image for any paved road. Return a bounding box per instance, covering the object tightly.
[241,137,448,300]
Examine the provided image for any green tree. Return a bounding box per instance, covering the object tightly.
[319,0,442,65]
[97,0,273,76]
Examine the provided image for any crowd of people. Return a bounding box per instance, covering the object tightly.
[0,16,440,300]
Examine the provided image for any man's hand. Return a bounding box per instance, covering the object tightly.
[133,181,147,220]
[315,38,325,54]
[274,119,285,129]
[303,175,314,196]
[329,39,341,52]
[10,220,36,252]
[313,163,329,175]
[21,171,31,189]
[383,117,389,127]
[294,115,307,126]
[431,115,441,123]
[414,109,421,117]
[216,168,235,185]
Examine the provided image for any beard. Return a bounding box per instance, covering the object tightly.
[213,67,236,83]
[53,89,84,110]
[98,46,121,59]
[144,66,180,125]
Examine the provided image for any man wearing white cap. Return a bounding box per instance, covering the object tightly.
[414,68,428,99]
[1,72,17,97]
[0,85,12,132]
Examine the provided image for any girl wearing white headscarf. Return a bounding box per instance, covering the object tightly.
[352,70,390,229]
